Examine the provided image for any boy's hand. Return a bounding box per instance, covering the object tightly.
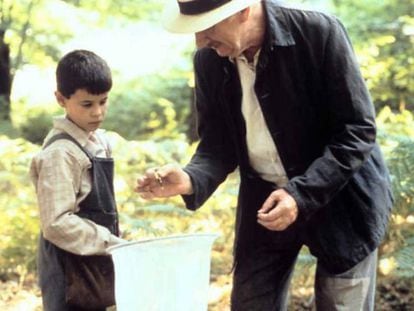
[257,189,298,231]
[135,164,193,200]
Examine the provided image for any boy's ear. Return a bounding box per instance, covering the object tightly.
[55,91,66,107]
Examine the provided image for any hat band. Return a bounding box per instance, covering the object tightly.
[178,0,231,15]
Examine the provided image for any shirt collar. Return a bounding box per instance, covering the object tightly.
[52,116,92,148]
[263,1,295,48]
[230,48,261,67]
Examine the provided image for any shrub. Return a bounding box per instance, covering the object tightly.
[19,112,52,145]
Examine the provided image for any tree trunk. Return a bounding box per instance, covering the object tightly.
[0,40,11,122]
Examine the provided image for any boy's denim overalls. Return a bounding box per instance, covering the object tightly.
[37,133,119,311]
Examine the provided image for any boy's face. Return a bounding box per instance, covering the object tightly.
[55,89,109,133]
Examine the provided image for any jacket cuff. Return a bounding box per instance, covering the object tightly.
[181,167,200,210]
[284,183,313,222]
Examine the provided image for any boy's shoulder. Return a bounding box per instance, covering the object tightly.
[33,129,90,168]
[94,128,113,156]
[94,128,110,143]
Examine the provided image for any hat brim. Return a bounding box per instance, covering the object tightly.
[162,0,261,34]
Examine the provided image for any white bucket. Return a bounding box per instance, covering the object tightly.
[107,233,219,311]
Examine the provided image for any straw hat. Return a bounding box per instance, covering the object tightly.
[162,0,262,33]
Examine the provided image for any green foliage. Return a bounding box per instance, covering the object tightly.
[379,138,414,277]
[377,108,414,219]
[386,136,414,216]
[391,237,414,278]
[105,71,192,141]
[19,112,53,144]
[377,106,414,140]
[13,98,60,144]
[2,0,182,125]
[332,0,414,111]
[62,0,164,21]
[0,136,39,277]
[0,120,19,139]
[2,0,165,73]
[291,246,317,289]
[375,108,414,278]
[2,0,73,70]
[13,69,193,144]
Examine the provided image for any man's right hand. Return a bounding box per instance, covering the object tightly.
[134,164,193,200]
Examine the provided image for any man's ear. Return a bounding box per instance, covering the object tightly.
[239,7,251,22]
[55,91,66,107]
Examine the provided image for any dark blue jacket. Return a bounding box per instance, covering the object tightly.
[183,1,393,273]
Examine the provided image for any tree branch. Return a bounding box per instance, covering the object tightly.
[12,0,37,76]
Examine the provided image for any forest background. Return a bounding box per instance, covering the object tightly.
[0,0,413,310]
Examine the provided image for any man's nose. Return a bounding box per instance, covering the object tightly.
[195,32,208,49]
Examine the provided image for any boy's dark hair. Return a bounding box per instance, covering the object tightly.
[56,49,112,98]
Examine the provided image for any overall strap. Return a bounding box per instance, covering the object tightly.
[43,132,93,159]
[44,132,119,236]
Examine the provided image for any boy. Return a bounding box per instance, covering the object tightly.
[30,49,125,310]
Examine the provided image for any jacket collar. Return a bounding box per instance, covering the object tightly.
[263,0,295,48]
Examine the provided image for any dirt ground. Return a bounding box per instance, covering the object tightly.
[290,277,414,311]
[1,274,413,310]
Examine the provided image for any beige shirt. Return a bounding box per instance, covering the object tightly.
[235,52,289,186]
[30,116,124,255]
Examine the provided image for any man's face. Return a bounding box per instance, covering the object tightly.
[195,14,244,58]
[56,89,109,133]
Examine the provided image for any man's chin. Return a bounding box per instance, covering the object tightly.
[215,49,232,58]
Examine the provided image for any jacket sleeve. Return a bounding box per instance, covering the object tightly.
[182,50,238,210]
[284,17,377,220]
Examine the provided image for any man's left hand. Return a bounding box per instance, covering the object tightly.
[257,189,298,231]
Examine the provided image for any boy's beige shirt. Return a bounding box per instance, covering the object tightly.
[30,116,124,255]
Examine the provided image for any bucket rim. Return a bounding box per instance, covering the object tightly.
[107,232,219,254]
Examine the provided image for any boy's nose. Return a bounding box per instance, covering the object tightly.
[91,105,103,117]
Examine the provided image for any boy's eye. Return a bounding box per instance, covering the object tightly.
[81,103,92,108]
[99,100,107,106]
